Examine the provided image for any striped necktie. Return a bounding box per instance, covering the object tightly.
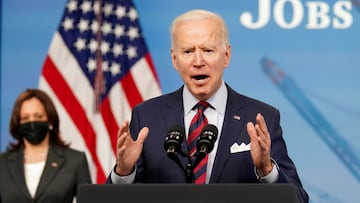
[187,101,209,184]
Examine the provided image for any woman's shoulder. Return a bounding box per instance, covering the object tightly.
[0,150,19,160]
[52,145,86,158]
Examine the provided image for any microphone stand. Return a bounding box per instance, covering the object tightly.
[183,150,207,183]
[177,149,208,183]
[166,148,194,183]
[166,124,217,184]
[179,150,194,183]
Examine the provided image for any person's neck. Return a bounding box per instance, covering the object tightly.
[24,142,49,163]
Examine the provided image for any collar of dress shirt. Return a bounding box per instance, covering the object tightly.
[183,81,227,116]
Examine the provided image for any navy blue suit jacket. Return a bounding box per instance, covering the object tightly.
[107,84,308,203]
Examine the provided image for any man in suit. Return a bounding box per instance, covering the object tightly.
[106,9,309,203]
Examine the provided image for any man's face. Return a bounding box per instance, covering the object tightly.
[171,18,231,101]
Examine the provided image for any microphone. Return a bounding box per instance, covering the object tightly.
[195,124,218,156]
[164,125,193,183]
[192,124,218,169]
[164,125,185,157]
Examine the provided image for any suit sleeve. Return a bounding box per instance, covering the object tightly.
[268,110,309,203]
[75,152,92,192]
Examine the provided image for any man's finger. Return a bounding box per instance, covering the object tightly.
[137,127,149,144]
[256,113,268,134]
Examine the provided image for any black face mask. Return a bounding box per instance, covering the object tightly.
[18,121,49,145]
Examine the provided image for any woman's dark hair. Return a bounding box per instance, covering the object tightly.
[7,88,69,151]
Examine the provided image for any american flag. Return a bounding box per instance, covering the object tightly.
[39,0,162,183]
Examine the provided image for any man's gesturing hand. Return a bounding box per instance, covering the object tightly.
[115,121,149,176]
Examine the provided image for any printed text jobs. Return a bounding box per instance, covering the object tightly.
[240,0,353,29]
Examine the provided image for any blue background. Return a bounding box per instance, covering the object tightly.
[1,0,359,202]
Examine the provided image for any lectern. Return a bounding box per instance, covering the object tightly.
[78,183,300,203]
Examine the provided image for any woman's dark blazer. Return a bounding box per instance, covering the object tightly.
[0,144,92,203]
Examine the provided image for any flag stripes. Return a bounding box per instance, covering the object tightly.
[39,0,161,183]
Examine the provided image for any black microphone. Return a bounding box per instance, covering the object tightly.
[192,124,218,169]
[196,124,218,156]
[164,125,185,157]
[164,125,194,183]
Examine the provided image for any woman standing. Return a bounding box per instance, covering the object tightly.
[0,88,92,203]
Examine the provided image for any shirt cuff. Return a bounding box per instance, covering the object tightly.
[254,158,279,183]
[110,165,136,184]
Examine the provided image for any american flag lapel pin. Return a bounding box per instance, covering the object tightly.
[233,115,241,121]
[51,162,58,168]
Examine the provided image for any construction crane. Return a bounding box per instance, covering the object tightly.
[261,57,360,182]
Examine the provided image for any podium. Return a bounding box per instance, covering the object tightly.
[78,183,300,203]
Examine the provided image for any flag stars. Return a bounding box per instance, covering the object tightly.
[127,26,139,40]
[102,22,113,36]
[62,17,74,31]
[74,37,87,51]
[91,20,99,34]
[110,62,121,76]
[115,6,126,19]
[87,57,121,76]
[102,61,110,72]
[100,41,110,54]
[126,45,137,59]
[87,58,97,72]
[67,0,77,13]
[128,7,138,21]
[114,25,125,38]
[80,1,92,14]
[103,3,113,17]
[60,1,148,87]
[113,44,124,57]
[78,19,89,33]
[93,1,100,14]
[88,39,98,53]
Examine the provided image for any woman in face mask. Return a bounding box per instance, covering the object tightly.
[0,88,92,203]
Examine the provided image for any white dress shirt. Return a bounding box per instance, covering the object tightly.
[24,161,46,198]
[183,81,227,183]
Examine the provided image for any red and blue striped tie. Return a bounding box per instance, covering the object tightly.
[187,101,209,184]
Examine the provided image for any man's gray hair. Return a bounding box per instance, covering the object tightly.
[170,9,229,49]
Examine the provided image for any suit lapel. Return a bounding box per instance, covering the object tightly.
[209,86,247,183]
[163,87,185,128]
[35,145,65,200]
[162,87,189,164]
[7,151,33,200]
